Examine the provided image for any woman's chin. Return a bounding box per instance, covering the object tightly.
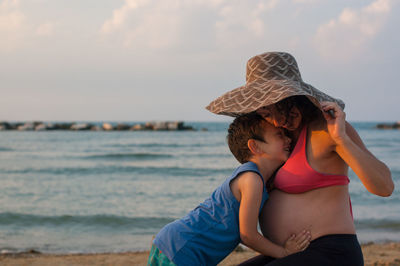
[283,125,296,131]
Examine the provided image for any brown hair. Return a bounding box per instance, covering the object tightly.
[227,113,266,164]
[274,95,321,126]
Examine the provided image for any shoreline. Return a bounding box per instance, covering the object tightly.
[1,242,400,266]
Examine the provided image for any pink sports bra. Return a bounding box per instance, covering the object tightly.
[275,125,350,193]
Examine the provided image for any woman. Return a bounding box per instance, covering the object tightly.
[206,52,393,265]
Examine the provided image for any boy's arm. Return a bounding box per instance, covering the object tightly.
[237,172,308,258]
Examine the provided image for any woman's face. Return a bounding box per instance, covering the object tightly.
[257,105,302,131]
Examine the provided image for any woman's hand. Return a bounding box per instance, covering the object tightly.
[320,101,348,144]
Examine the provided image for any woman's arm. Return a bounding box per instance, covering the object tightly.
[235,172,309,258]
[320,102,394,197]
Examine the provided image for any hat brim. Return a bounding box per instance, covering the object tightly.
[206,79,345,117]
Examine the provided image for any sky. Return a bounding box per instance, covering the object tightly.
[1,0,399,122]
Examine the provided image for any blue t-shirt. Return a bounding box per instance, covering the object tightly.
[153,162,269,266]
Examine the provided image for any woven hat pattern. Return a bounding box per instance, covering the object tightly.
[206,52,344,117]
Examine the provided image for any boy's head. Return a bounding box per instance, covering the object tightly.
[227,112,291,164]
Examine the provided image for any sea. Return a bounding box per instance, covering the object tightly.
[0,122,399,254]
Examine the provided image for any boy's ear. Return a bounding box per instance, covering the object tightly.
[247,139,261,155]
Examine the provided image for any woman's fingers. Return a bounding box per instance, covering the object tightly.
[320,101,346,121]
[320,101,341,113]
[320,101,348,142]
[320,102,336,121]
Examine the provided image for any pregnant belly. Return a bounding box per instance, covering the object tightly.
[259,186,355,246]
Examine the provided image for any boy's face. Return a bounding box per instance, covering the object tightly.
[258,121,291,163]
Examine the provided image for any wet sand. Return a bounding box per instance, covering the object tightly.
[1,242,399,266]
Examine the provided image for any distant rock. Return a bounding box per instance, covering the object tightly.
[35,124,47,131]
[166,121,181,130]
[0,122,12,130]
[152,122,168,130]
[70,123,92,130]
[131,124,145,131]
[0,121,202,131]
[376,122,400,129]
[54,123,74,130]
[144,122,155,130]
[102,123,113,131]
[45,123,57,130]
[17,123,35,131]
[116,123,130,131]
[145,121,194,131]
[90,125,102,131]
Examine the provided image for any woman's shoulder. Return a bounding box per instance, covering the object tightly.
[307,117,336,148]
[308,116,327,131]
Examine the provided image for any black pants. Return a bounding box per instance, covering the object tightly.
[238,234,364,266]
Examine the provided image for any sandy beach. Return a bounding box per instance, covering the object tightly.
[1,242,399,266]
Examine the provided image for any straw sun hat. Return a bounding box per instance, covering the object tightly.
[206,52,345,117]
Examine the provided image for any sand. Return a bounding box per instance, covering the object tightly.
[1,242,399,266]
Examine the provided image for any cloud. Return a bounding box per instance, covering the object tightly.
[0,0,26,50]
[292,0,319,3]
[100,0,148,34]
[313,0,394,61]
[100,0,279,51]
[216,0,278,40]
[0,0,57,51]
[36,22,54,36]
[0,0,24,32]
[0,0,18,9]
[100,0,188,51]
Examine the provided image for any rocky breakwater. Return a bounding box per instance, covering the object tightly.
[376,121,400,129]
[0,121,198,131]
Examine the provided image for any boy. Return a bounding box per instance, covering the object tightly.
[148,113,311,266]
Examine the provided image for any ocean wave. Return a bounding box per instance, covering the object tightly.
[355,219,400,230]
[0,212,174,229]
[188,153,231,158]
[82,153,173,160]
[83,152,231,160]
[0,147,12,151]
[1,165,233,177]
[105,143,222,148]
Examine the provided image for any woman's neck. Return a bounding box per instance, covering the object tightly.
[288,125,303,150]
